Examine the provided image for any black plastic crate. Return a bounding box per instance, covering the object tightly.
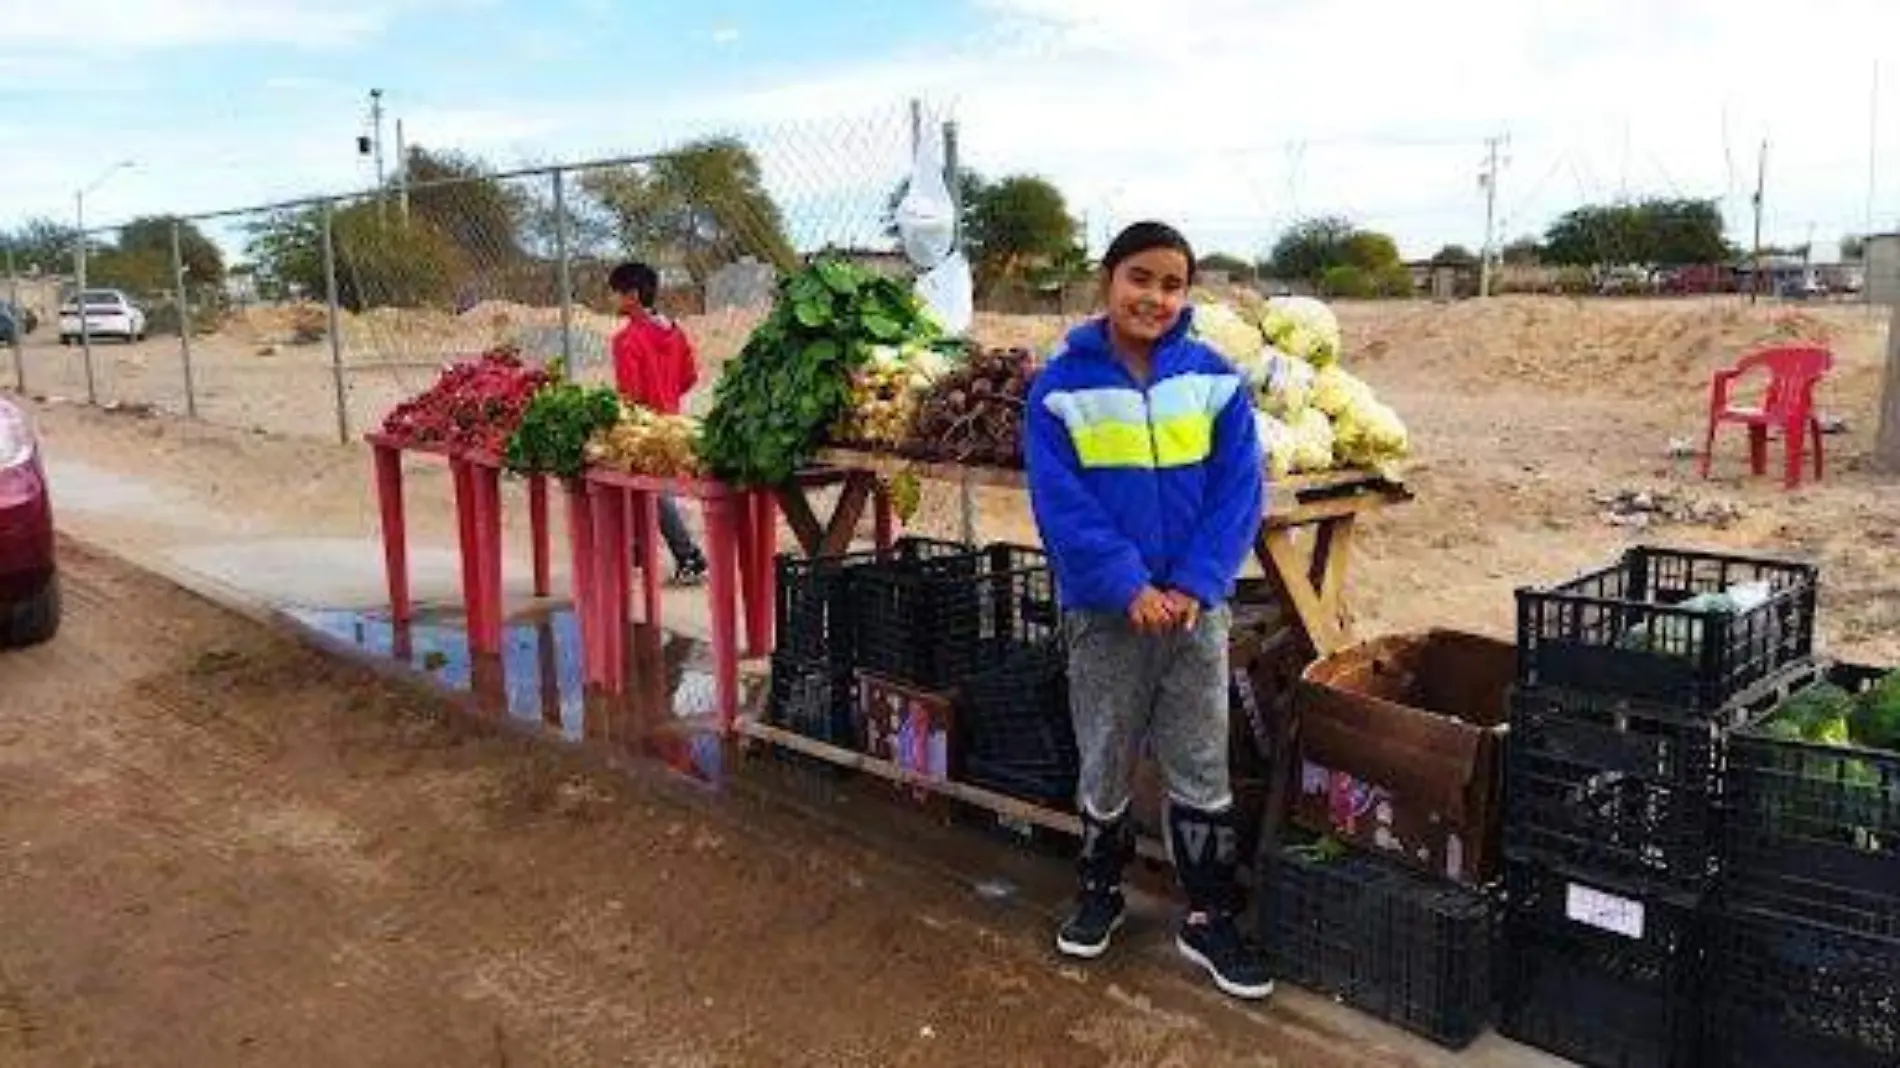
[764,653,859,749]
[1516,545,1818,711]
[1708,904,1900,1068]
[852,541,1059,691]
[1260,841,1494,1050]
[1505,684,1726,891]
[774,547,882,671]
[958,641,1077,806]
[1499,858,1706,1068]
[1724,663,1900,939]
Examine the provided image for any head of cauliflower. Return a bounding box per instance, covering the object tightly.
[1188,301,1268,377]
[1259,296,1343,367]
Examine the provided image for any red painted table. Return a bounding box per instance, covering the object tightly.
[365,432,554,655]
[577,468,778,731]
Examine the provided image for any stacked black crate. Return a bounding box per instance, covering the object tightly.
[1502,546,1819,1068]
[1714,663,1900,1068]
[765,547,884,747]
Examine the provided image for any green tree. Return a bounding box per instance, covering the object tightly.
[1842,234,1867,260]
[963,175,1079,295]
[1,217,79,275]
[1431,244,1479,268]
[1340,230,1401,272]
[402,147,532,264]
[578,136,796,282]
[1267,216,1357,282]
[117,216,226,284]
[244,202,460,311]
[1318,264,1375,298]
[1542,198,1728,269]
[1501,236,1542,265]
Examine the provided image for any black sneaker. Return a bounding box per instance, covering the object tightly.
[1055,890,1125,959]
[671,554,707,587]
[1177,914,1274,1000]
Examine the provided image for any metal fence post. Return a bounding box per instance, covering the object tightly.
[5,243,22,394]
[170,218,198,419]
[74,221,97,406]
[321,201,349,445]
[552,167,574,371]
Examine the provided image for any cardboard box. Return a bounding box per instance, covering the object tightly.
[1294,630,1513,886]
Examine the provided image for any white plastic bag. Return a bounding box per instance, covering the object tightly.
[895,124,956,271]
[916,251,973,336]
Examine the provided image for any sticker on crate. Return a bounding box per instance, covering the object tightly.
[1565,881,1647,940]
[857,673,952,781]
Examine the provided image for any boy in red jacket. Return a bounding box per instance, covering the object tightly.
[609,262,706,583]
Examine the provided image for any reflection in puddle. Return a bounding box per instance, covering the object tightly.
[282,604,760,790]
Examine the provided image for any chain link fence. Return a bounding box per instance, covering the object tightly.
[1,104,921,442]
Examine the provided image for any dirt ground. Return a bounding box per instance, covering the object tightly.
[3,539,1471,1068]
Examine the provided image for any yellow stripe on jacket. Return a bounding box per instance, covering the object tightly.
[1040,372,1240,470]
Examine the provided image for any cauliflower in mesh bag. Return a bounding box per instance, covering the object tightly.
[1256,349,1316,419]
[1189,301,1268,377]
[1259,296,1343,367]
[1286,406,1336,473]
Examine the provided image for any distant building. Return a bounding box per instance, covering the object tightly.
[1867,233,1900,305]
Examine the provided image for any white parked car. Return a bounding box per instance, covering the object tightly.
[58,289,146,344]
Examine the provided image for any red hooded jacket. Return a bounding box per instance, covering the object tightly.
[612,313,698,415]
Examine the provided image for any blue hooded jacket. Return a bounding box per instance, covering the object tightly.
[1024,308,1265,615]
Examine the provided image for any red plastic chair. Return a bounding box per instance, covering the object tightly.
[1699,345,1833,490]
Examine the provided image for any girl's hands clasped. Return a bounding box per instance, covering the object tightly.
[1128,586,1202,633]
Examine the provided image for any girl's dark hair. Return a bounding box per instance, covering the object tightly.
[1102,221,1196,282]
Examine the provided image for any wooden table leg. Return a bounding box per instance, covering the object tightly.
[370,444,411,623]
[704,495,741,734]
[873,481,895,552]
[528,474,551,598]
[774,471,876,558]
[1257,521,1351,657]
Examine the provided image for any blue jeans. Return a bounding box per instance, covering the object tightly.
[657,495,702,568]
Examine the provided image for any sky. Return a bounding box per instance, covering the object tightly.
[4,0,1899,264]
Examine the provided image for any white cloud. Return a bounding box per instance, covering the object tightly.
[711,24,741,45]
[7,0,1898,261]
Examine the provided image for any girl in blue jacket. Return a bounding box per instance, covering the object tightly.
[1025,221,1271,1000]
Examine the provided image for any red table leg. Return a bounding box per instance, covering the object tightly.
[470,464,505,656]
[564,481,598,686]
[703,495,741,733]
[635,492,664,628]
[589,482,629,693]
[740,491,776,657]
[371,444,412,623]
[451,459,485,643]
[528,474,551,598]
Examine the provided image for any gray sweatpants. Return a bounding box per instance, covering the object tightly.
[1067,604,1233,820]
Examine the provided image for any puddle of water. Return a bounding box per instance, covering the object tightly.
[282,603,759,790]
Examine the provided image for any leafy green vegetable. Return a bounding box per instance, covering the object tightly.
[1766,682,1859,746]
[700,258,939,486]
[1850,670,1900,752]
[504,381,624,479]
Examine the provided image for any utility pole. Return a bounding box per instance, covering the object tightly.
[1750,139,1768,305]
[369,88,387,223]
[1478,134,1504,298]
[395,117,410,224]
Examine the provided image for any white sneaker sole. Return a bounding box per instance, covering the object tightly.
[1176,935,1275,1000]
[1056,913,1125,959]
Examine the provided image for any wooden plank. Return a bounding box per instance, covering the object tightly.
[1875,301,1900,472]
[1261,528,1348,655]
[1313,515,1357,639]
[739,720,1170,862]
[818,472,877,557]
[774,484,827,556]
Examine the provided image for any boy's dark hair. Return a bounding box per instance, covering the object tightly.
[608,261,660,309]
[1102,221,1197,282]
